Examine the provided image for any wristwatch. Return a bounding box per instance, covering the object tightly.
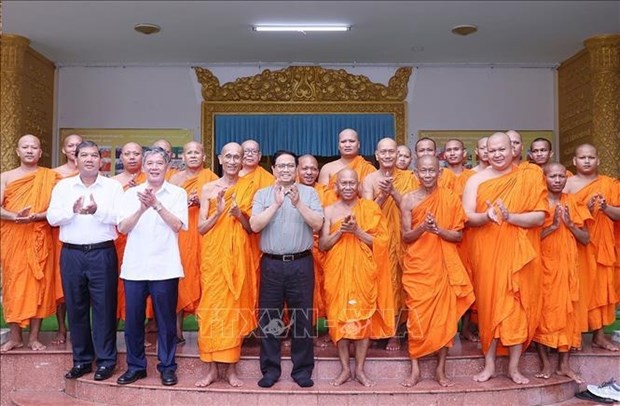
[154,204,163,212]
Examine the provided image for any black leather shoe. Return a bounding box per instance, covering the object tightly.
[116,369,147,385]
[93,365,115,381]
[65,364,92,379]
[160,370,178,386]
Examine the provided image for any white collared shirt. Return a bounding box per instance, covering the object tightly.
[118,181,188,281]
[47,174,123,244]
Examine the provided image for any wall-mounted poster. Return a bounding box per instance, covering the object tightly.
[418,130,555,169]
[59,128,194,177]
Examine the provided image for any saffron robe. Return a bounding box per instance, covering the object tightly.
[312,183,328,321]
[176,169,218,314]
[323,199,395,343]
[197,177,257,362]
[533,194,591,351]
[1,169,59,327]
[402,188,475,358]
[468,165,547,354]
[570,175,619,331]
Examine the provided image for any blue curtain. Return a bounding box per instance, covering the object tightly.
[214,114,395,156]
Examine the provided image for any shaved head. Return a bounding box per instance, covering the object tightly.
[183,141,204,153]
[543,162,566,175]
[63,134,83,148]
[377,137,397,150]
[416,155,440,169]
[222,142,243,155]
[298,154,318,167]
[122,142,142,153]
[337,167,358,182]
[575,143,597,156]
[18,134,41,147]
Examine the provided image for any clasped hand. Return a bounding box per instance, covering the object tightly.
[339,214,358,234]
[14,206,37,223]
[73,194,97,215]
[137,188,158,211]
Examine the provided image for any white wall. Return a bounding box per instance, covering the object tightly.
[56,64,556,163]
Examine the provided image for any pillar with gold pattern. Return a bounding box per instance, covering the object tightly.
[584,34,620,178]
[1,34,30,172]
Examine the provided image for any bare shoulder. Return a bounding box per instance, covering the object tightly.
[1,168,20,186]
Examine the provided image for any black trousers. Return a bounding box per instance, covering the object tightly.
[258,254,315,381]
[60,245,118,368]
[123,278,178,373]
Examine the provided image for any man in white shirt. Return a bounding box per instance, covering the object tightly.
[47,140,123,382]
[116,146,188,387]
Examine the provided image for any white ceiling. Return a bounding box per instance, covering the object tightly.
[3,1,619,66]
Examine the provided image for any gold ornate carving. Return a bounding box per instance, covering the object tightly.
[195,66,411,102]
[585,34,620,178]
[0,34,55,171]
[194,66,410,168]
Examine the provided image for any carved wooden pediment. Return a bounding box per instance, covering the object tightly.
[194,66,411,102]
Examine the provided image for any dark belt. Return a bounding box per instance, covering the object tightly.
[63,240,115,252]
[263,250,312,262]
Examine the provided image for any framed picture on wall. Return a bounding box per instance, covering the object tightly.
[418,130,555,168]
[59,128,194,177]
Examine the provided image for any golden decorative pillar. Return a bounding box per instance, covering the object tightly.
[1,34,55,171]
[584,34,620,178]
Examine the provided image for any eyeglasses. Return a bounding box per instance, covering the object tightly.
[274,163,296,169]
[244,149,259,155]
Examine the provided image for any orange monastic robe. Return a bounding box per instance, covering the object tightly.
[51,170,79,304]
[323,199,395,343]
[1,169,59,327]
[468,165,547,354]
[403,188,475,358]
[378,169,415,322]
[165,168,178,181]
[115,172,147,320]
[241,166,274,297]
[451,168,475,197]
[324,156,376,205]
[312,183,328,320]
[197,177,257,362]
[533,194,591,351]
[177,169,218,313]
[437,167,457,190]
[571,175,619,331]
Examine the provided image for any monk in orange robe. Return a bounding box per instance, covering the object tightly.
[564,144,620,352]
[169,141,218,343]
[318,128,376,205]
[442,138,478,341]
[1,135,60,352]
[297,154,330,346]
[462,132,547,385]
[195,143,257,387]
[472,136,489,172]
[239,139,274,300]
[112,142,147,322]
[400,156,475,387]
[50,133,83,344]
[362,138,415,351]
[320,168,394,387]
[396,145,413,171]
[533,163,590,384]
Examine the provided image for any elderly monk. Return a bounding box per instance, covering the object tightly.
[297,154,330,346]
[320,168,394,387]
[318,128,376,205]
[534,163,590,383]
[400,156,474,387]
[462,132,547,384]
[153,139,178,181]
[51,133,83,344]
[169,141,217,343]
[112,142,147,321]
[361,138,415,351]
[472,136,489,172]
[413,137,456,190]
[396,145,413,170]
[195,142,256,387]
[1,134,59,352]
[564,144,620,351]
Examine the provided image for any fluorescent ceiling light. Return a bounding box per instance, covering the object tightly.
[253,25,350,32]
